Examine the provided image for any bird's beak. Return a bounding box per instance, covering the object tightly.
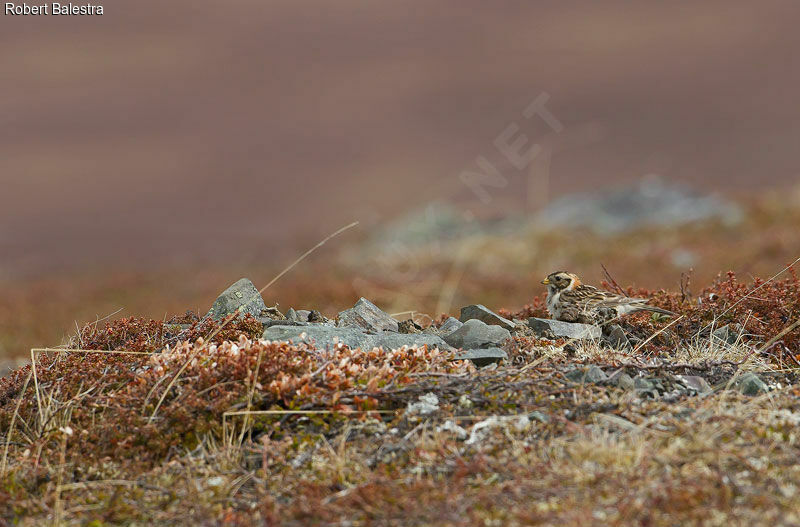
[541,278,550,285]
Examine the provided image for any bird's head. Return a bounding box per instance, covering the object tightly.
[541,271,581,293]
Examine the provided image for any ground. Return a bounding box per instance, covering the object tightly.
[1,265,799,525]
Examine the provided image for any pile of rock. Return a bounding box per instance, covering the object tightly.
[204,278,772,396]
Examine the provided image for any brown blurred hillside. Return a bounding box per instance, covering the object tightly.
[2,1,800,278]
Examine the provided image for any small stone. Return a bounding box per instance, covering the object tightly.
[406,393,439,416]
[603,324,631,349]
[712,324,742,346]
[261,306,286,320]
[736,372,768,396]
[527,318,602,340]
[676,375,712,394]
[206,278,267,321]
[207,476,225,487]
[398,319,423,334]
[287,308,311,323]
[564,365,607,384]
[615,373,635,391]
[459,304,516,331]
[443,319,511,349]
[308,310,326,323]
[451,347,507,367]
[337,298,399,332]
[439,317,464,335]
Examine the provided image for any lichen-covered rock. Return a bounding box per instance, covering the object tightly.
[736,372,768,396]
[337,298,399,332]
[439,317,464,335]
[443,319,511,349]
[206,278,267,321]
[459,304,515,331]
[451,347,507,367]
[527,318,601,340]
[564,365,607,384]
[262,325,451,351]
[676,375,712,394]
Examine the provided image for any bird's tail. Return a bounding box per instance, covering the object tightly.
[638,305,677,317]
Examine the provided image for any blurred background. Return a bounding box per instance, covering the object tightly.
[2,1,800,367]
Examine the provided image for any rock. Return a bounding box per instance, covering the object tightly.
[260,318,308,328]
[308,310,326,323]
[712,324,742,346]
[206,278,267,321]
[527,318,601,340]
[676,375,712,394]
[261,306,286,320]
[286,309,311,323]
[371,332,452,351]
[451,347,507,367]
[603,324,631,349]
[443,319,511,349]
[736,372,768,396]
[458,305,516,331]
[439,317,464,335]
[564,365,607,384]
[633,377,663,397]
[406,393,439,416]
[262,325,452,351]
[398,319,423,334]
[615,373,635,391]
[337,298,398,332]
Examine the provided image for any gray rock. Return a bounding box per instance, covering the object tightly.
[676,375,712,394]
[259,318,309,328]
[603,324,631,349]
[287,309,311,323]
[736,372,768,396]
[459,305,515,331]
[439,317,464,335]
[262,325,451,352]
[527,318,601,340]
[633,376,663,397]
[712,324,742,346]
[452,347,508,367]
[564,365,607,384]
[337,298,399,332]
[443,319,511,349]
[615,373,635,391]
[206,278,267,321]
[371,332,452,351]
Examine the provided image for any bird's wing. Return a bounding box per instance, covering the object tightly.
[561,285,619,309]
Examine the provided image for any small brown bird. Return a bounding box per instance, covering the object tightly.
[541,271,676,324]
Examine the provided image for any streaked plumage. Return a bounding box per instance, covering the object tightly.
[541,271,675,324]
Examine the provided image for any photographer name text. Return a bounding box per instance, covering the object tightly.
[5,2,103,15]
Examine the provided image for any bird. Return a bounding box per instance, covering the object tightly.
[541,271,676,324]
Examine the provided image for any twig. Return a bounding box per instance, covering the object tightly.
[601,263,626,296]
